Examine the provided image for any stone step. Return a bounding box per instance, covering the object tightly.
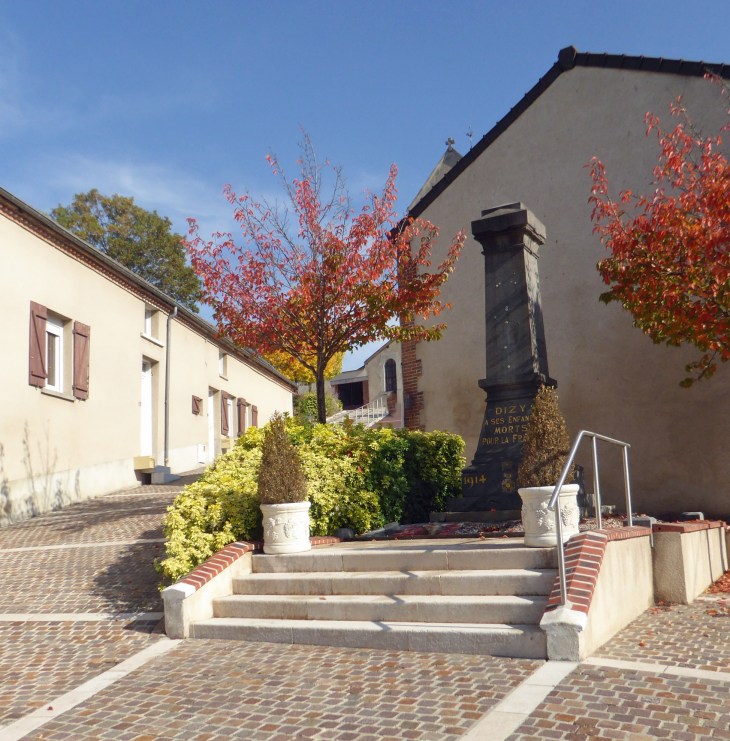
[252,541,557,574]
[233,569,557,597]
[212,594,548,625]
[191,618,547,658]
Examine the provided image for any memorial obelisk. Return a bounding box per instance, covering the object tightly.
[459,203,555,513]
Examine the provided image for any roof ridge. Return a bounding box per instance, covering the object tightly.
[407,45,729,219]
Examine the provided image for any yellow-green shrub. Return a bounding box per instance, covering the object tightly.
[156,418,464,584]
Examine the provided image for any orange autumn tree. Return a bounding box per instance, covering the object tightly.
[588,87,730,386]
[187,134,465,422]
[262,350,344,385]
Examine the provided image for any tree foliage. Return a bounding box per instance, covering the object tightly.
[186,133,465,422]
[588,85,730,386]
[262,350,344,384]
[517,386,574,489]
[53,189,202,312]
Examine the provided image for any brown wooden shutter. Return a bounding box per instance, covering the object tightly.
[73,322,90,400]
[251,405,258,428]
[29,301,48,387]
[221,393,229,435]
[237,398,247,435]
[192,395,202,415]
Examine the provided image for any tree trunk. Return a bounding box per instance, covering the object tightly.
[316,365,327,424]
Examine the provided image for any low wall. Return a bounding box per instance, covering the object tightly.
[162,537,341,639]
[541,527,653,661]
[653,521,728,604]
[162,542,260,639]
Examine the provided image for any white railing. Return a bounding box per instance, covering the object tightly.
[549,431,633,607]
[331,393,390,427]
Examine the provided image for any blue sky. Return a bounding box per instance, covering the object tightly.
[3,1,730,370]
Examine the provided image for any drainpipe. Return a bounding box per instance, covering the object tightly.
[163,306,178,467]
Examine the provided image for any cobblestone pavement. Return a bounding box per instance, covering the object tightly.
[0,542,166,613]
[0,473,200,550]
[0,475,192,735]
[0,620,160,726]
[18,641,541,741]
[593,596,730,673]
[2,478,730,741]
[509,662,730,741]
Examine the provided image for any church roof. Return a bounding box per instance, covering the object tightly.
[407,45,730,218]
[408,138,463,211]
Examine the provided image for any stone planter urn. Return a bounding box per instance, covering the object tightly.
[261,501,312,555]
[519,484,580,547]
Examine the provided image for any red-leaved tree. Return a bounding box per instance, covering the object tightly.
[588,86,730,386]
[187,134,465,422]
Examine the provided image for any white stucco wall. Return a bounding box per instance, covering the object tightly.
[0,206,294,525]
[411,66,730,517]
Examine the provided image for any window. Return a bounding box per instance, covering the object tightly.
[385,359,397,393]
[219,351,228,378]
[45,315,64,392]
[29,302,90,399]
[144,307,154,337]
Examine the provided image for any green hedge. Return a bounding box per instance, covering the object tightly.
[156,419,464,583]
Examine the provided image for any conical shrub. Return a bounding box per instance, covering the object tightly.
[257,413,308,504]
[517,386,575,488]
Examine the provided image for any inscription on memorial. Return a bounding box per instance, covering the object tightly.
[480,404,530,446]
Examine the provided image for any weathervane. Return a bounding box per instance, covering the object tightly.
[467,126,473,150]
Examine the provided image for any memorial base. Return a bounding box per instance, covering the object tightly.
[430,509,522,524]
[461,376,553,511]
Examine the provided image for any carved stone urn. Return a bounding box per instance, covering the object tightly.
[261,501,312,555]
[519,484,580,547]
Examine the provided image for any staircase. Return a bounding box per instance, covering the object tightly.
[192,539,556,658]
[327,393,390,427]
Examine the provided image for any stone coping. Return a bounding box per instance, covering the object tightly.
[173,536,342,593]
[653,520,727,534]
[605,525,652,541]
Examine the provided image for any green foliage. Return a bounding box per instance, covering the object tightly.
[257,413,307,504]
[156,418,465,583]
[154,438,263,583]
[294,391,342,422]
[52,189,202,311]
[517,386,575,488]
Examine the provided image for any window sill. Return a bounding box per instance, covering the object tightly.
[141,332,164,348]
[41,388,76,402]
[219,374,229,381]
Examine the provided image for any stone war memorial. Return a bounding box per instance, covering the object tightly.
[454,203,557,517]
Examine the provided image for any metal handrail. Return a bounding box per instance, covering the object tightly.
[338,393,390,427]
[549,430,633,607]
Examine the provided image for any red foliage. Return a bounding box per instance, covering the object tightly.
[588,81,730,386]
[186,134,465,421]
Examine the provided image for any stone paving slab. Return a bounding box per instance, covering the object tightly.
[0,542,165,614]
[508,662,730,741]
[15,640,542,741]
[592,597,730,673]
[0,620,160,727]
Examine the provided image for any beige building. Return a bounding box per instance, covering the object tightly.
[329,341,403,425]
[0,186,295,526]
[404,47,730,518]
